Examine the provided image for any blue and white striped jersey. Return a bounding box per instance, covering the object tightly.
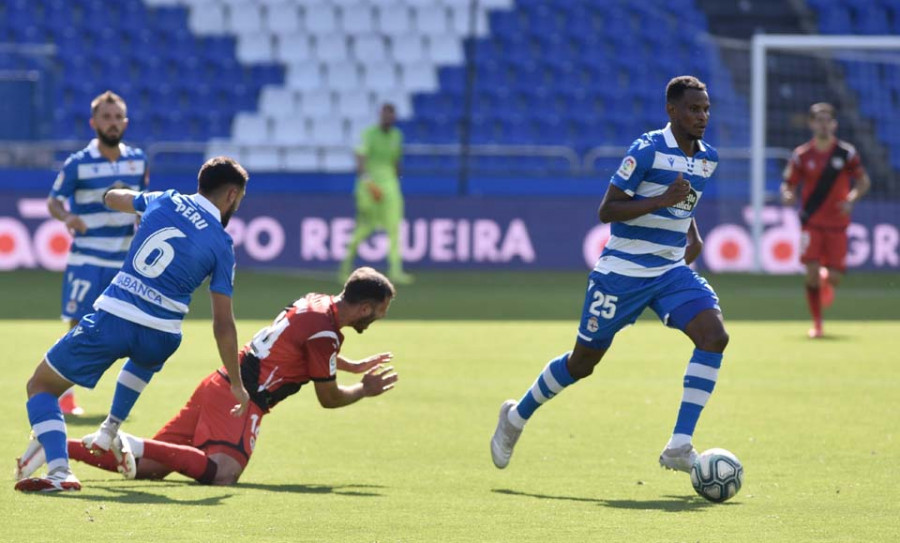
[94,190,236,335]
[50,139,148,268]
[596,123,718,278]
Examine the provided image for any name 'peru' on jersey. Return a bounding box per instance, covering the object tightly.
[93,190,236,334]
[50,139,147,268]
[236,294,343,412]
[597,123,718,277]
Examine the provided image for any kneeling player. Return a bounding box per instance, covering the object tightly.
[16,267,398,485]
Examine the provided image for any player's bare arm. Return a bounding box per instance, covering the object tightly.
[47,196,87,234]
[598,172,691,223]
[210,291,250,416]
[313,364,398,408]
[684,218,703,266]
[337,352,394,374]
[103,188,141,214]
[841,171,871,214]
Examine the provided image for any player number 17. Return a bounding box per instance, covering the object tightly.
[589,291,618,319]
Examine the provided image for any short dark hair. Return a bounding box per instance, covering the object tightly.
[91,90,127,116]
[381,103,396,113]
[666,76,707,103]
[809,102,836,119]
[342,267,396,304]
[197,156,249,195]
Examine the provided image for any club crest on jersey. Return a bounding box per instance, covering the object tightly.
[587,316,599,333]
[831,157,845,169]
[701,159,710,177]
[617,156,637,180]
[329,352,337,375]
[668,187,699,218]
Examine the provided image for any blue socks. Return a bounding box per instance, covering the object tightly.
[27,392,68,472]
[108,359,155,424]
[668,348,723,448]
[510,352,578,428]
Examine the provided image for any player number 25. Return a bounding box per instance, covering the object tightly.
[132,227,187,279]
[589,291,618,319]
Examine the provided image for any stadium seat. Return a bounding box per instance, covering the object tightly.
[286,63,324,90]
[314,34,350,63]
[341,3,376,34]
[305,4,340,36]
[272,115,309,145]
[362,62,400,92]
[351,35,388,63]
[377,5,412,34]
[299,89,335,120]
[264,2,302,36]
[260,86,298,117]
[309,118,346,145]
[236,35,275,64]
[275,34,313,64]
[188,1,225,35]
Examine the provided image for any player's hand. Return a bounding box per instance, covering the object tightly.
[657,173,691,208]
[839,199,854,215]
[347,352,393,374]
[781,190,796,206]
[64,214,88,234]
[361,364,398,397]
[366,181,383,202]
[230,384,250,417]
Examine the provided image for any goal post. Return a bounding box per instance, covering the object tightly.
[750,34,900,272]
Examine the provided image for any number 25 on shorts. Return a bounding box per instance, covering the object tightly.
[589,291,618,319]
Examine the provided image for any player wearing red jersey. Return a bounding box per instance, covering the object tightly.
[15,267,398,486]
[780,103,870,338]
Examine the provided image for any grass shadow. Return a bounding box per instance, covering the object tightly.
[493,489,724,512]
[36,485,233,506]
[237,482,385,497]
[63,414,109,426]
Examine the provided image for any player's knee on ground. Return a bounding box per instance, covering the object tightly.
[207,453,243,486]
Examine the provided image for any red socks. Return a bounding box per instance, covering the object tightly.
[67,438,218,483]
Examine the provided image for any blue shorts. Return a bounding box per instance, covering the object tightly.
[61,264,119,321]
[577,266,721,350]
[45,310,182,389]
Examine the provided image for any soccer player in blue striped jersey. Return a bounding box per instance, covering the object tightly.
[47,91,149,416]
[15,157,251,492]
[491,76,730,475]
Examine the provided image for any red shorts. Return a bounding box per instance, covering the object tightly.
[153,371,264,469]
[800,226,847,271]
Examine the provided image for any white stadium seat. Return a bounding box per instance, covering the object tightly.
[390,34,425,64]
[341,4,375,34]
[264,3,302,36]
[347,118,372,144]
[236,35,274,64]
[351,35,387,63]
[337,90,372,119]
[272,115,309,145]
[314,34,350,63]
[305,4,339,36]
[243,148,282,171]
[399,62,437,92]
[188,2,226,35]
[232,114,270,145]
[310,118,346,146]
[427,34,463,64]
[299,89,335,120]
[275,34,312,64]
[362,61,399,92]
[206,139,241,161]
[286,63,324,90]
[325,61,361,92]
[376,5,412,34]
[450,5,488,35]
[259,87,298,117]
[283,149,319,171]
[413,5,449,34]
[228,4,264,35]
[322,149,356,172]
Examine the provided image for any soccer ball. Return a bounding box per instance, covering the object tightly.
[690,448,743,503]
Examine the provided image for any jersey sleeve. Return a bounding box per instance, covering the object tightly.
[610,136,654,196]
[785,149,804,187]
[306,332,339,381]
[132,190,164,214]
[846,145,866,179]
[49,156,79,199]
[208,242,235,297]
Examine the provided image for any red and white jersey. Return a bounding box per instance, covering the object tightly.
[785,139,865,229]
[229,294,343,411]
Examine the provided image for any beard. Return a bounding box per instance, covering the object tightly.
[96,129,122,147]
[221,199,239,227]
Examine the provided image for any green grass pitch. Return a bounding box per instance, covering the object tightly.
[2,270,899,542]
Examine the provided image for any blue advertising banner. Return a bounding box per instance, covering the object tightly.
[1,191,897,273]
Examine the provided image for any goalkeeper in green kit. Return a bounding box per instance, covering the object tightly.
[340,103,413,284]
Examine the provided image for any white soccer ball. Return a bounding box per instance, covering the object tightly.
[690,448,744,503]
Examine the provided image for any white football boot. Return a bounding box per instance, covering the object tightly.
[14,466,81,492]
[659,443,699,473]
[82,429,136,479]
[15,433,46,480]
[490,400,523,469]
